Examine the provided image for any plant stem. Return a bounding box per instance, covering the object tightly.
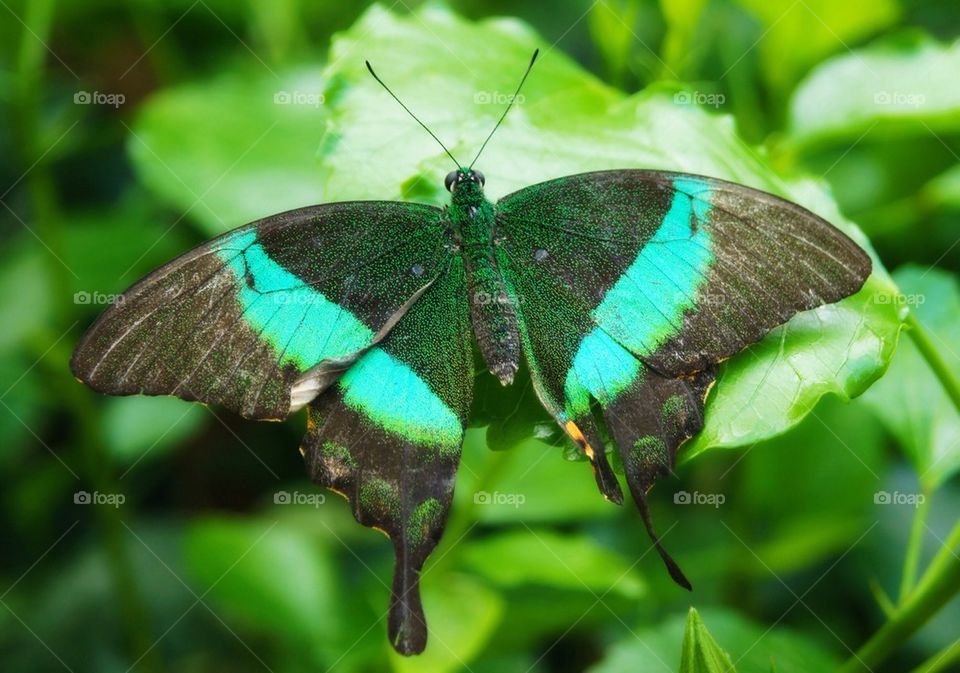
[867,578,896,618]
[905,312,960,414]
[909,639,960,673]
[839,518,960,673]
[916,517,960,599]
[899,493,930,603]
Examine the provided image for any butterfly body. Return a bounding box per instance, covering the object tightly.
[447,169,521,385]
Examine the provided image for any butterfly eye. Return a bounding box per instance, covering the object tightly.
[444,170,459,192]
[473,170,485,186]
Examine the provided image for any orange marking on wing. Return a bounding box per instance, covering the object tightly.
[564,420,596,460]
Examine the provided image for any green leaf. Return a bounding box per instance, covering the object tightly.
[102,396,207,465]
[683,282,900,456]
[322,6,903,458]
[719,396,887,577]
[926,163,960,210]
[789,34,960,145]
[0,354,44,462]
[861,265,960,490]
[388,572,503,673]
[62,195,191,303]
[131,4,903,461]
[736,0,899,94]
[740,396,886,520]
[183,517,339,647]
[319,4,619,204]
[460,529,646,598]
[456,432,618,524]
[589,607,840,673]
[680,608,738,673]
[0,240,52,354]
[131,66,330,237]
[659,0,709,77]
[588,0,646,84]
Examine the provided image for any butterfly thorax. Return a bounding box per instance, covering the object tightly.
[448,178,521,385]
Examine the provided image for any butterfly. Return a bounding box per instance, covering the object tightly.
[71,50,871,655]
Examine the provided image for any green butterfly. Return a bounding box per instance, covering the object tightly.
[71,51,870,655]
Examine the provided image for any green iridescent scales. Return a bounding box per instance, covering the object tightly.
[71,202,449,420]
[71,170,870,655]
[302,256,472,654]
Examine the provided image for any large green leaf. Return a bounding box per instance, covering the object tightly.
[861,266,960,490]
[183,517,340,648]
[736,0,899,94]
[130,66,330,237]
[456,431,618,524]
[460,529,646,598]
[790,34,960,145]
[683,275,899,457]
[102,396,207,465]
[130,3,902,463]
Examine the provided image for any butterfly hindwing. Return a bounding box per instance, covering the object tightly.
[599,363,715,587]
[71,202,449,420]
[495,170,871,581]
[300,257,472,655]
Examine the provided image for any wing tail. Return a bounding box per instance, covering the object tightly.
[301,259,472,656]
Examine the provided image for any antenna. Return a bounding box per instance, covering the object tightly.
[365,60,462,170]
[468,49,539,170]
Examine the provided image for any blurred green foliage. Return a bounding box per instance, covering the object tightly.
[1,1,959,672]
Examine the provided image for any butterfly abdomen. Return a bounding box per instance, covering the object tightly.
[450,197,521,385]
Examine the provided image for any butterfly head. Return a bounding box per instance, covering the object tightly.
[444,168,485,194]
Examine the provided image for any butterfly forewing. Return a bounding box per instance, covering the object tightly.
[71,202,449,420]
